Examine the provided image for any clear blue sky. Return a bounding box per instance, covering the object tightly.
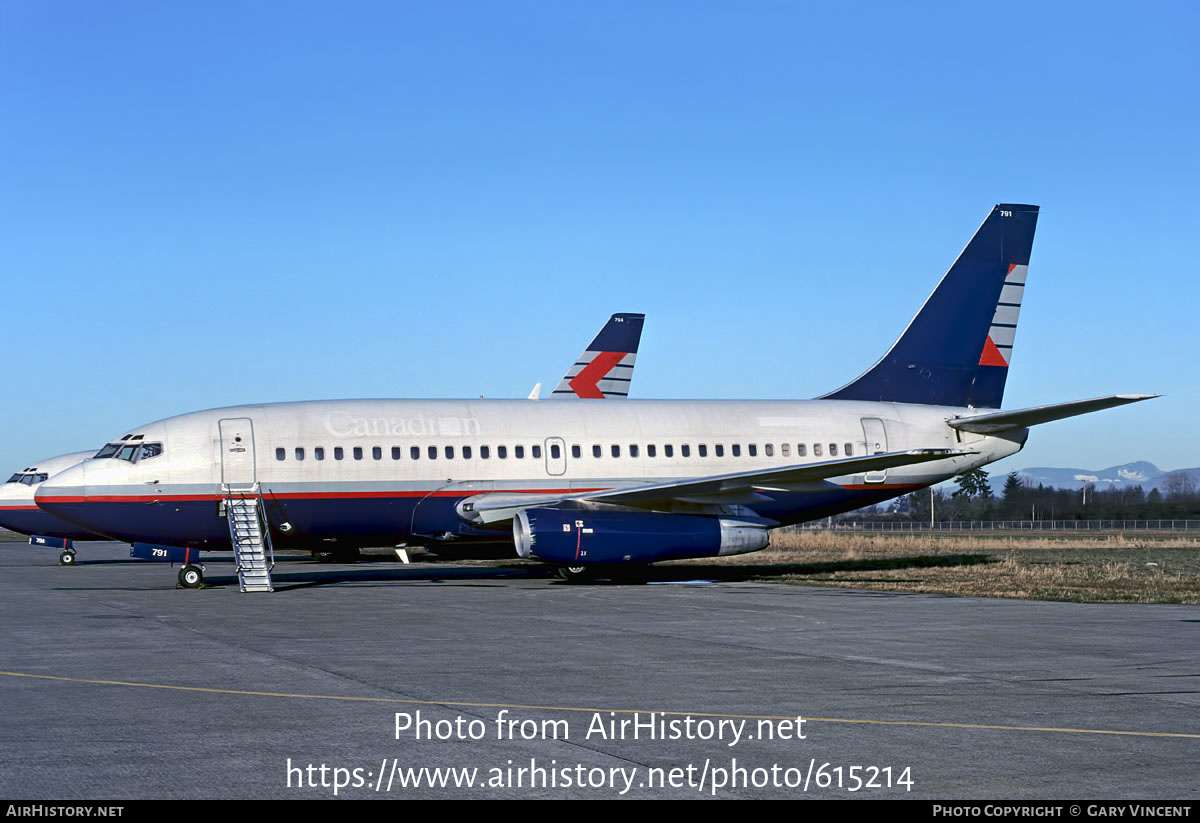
[2,1,1197,476]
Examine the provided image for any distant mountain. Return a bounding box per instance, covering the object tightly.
[986,462,1200,494]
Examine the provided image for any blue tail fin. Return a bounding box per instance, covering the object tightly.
[822,204,1039,408]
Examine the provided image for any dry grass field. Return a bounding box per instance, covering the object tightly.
[664,530,1200,604]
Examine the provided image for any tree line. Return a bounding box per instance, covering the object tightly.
[869,469,1200,522]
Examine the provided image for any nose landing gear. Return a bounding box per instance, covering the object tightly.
[177,564,205,589]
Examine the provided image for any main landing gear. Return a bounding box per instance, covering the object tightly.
[553,564,651,584]
[555,565,595,583]
[177,564,205,589]
[57,549,76,566]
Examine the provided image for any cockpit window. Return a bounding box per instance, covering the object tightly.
[95,441,165,463]
[6,473,21,483]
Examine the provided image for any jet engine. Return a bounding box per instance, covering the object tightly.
[512,508,769,565]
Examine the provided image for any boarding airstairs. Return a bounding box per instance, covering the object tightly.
[224,491,275,592]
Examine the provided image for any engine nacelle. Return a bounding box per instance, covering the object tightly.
[513,508,769,565]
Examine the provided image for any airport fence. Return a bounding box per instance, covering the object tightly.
[798,519,1200,532]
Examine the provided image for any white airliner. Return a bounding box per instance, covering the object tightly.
[7,313,645,570]
[36,205,1154,590]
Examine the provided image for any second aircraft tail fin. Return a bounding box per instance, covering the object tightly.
[550,313,645,399]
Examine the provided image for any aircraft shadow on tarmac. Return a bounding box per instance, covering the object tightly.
[140,551,998,591]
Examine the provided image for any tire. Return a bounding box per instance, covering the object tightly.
[58,550,76,566]
[178,565,204,588]
[555,565,595,583]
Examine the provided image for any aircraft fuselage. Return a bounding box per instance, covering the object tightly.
[35,397,1024,550]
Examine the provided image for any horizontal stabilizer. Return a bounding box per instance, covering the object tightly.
[947,394,1158,434]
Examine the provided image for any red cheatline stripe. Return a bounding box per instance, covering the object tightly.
[0,505,41,511]
[569,350,628,398]
[1008,263,1017,274]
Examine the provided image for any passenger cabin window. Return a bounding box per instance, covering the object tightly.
[532,445,541,459]
[665,445,674,458]
[481,446,490,459]
[829,443,838,456]
[813,443,822,457]
[797,444,806,457]
[515,445,524,459]
[498,446,508,459]
[571,445,581,458]
[295,448,305,461]
[354,447,363,460]
[445,446,454,459]
[593,445,602,458]
[629,444,639,458]
[732,444,741,457]
[373,446,382,460]
[844,443,853,456]
[715,445,724,457]
[428,446,437,460]
[681,445,691,458]
[611,445,620,458]
[749,444,758,457]
[391,447,401,460]
[463,446,472,459]
[315,447,325,461]
[781,444,790,458]
[410,446,420,460]
[335,447,344,460]
[765,444,774,457]
[550,444,561,459]
[647,445,656,458]
[275,448,285,461]
[698,444,708,457]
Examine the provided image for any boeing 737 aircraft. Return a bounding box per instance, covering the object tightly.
[36,205,1154,590]
[0,452,104,564]
[7,313,645,570]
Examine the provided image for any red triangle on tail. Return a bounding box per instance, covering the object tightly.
[979,335,1009,367]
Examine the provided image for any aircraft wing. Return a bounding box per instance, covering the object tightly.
[465,448,970,524]
[947,394,1158,434]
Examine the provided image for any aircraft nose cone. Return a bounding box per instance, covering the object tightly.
[34,464,89,522]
